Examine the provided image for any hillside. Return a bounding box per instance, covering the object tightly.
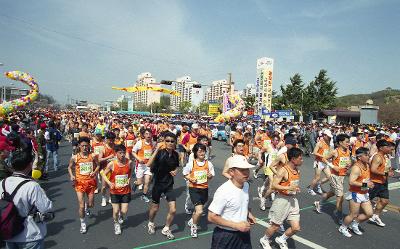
[336,88,400,124]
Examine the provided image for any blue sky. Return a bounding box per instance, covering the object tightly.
[0,0,399,104]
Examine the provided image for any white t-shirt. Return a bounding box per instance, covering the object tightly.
[182,159,215,177]
[208,180,249,231]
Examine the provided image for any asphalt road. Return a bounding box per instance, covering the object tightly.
[40,140,400,249]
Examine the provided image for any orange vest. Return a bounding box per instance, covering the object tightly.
[137,140,154,163]
[179,131,188,144]
[187,134,198,150]
[75,153,95,182]
[349,162,370,194]
[332,148,351,176]
[316,141,330,162]
[352,140,364,156]
[109,160,131,195]
[91,140,105,156]
[125,133,136,148]
[278,164,300,196]
[101,145,115,167]
[371,153,388,184]
[188,160,209,189]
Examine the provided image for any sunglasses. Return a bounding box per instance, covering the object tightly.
[165,140,176,143]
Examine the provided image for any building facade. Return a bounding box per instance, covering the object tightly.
[171,76,203,111]
[203,79,232,103]
[243,84,256,98]
[0,86,29,102]
[255,57,274,115]
[132,72,160,106]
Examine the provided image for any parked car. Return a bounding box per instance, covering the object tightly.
[211,125,227,141]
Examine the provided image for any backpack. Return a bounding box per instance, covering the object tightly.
[0,178,31,241]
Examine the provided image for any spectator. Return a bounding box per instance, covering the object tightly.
[44,121,62,173]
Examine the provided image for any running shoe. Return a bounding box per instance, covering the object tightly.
[80,223,87,234]
[349,221,363,235]
[275,236,289,249]
[270,192,275,201]
[190,224,198,238]
[369,215,386,227]
[314,201,322,214]
[307,187,317,196]
[101,197,107,207]
[279,224,285,233]
[114,222,121,235]
[253,169,258,179]
[147,222,155,235]
[260,197,266,211]
[118,215,124,224]
[161,227,175,240]
[339,225,352,237]
[141,194,150,203]
[259,237,272,249]
[94,188,99,194]
[257,186,263,199]
[315,184,324,195]
[188,218,193,227]
[85,208,91,218]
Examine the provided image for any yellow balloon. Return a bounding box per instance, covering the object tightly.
[32,169,42,180]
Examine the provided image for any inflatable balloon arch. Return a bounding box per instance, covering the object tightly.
[0,71,39,117]
[214,93,244,123]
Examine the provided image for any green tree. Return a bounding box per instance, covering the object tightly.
[119,100,128,111]
[179,101,192,114]
[134,102,148,112]
[271,90,284,111]
[280,73,304,114]
[199,102,209,114]
[243,95,256,109]
[160,95,171,111]
[304,69,338,117]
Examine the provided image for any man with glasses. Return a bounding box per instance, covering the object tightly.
[146,132,179,240]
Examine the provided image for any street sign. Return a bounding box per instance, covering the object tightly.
[261,107,269,115]
[253,115,261,121]
[276,110,294,117]
[270,112,279,118]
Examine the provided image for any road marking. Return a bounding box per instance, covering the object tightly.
[133,182,400,249]
[256,219,327,249]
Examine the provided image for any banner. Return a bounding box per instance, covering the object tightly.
[208,103,220,115]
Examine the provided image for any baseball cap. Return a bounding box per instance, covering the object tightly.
[0,140,15,151]
[192,123,199,129]
[285,136,297,145]
[227,155,255,169]
[40,123,47,129]
[323,129,333,138]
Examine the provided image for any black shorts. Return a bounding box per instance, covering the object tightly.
[110,194,131,203]
[368,182,389,200]
[211,227,251,249]
[151,184,176,204]
[189,187,208,206]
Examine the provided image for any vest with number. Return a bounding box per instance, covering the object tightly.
[332,148,351,176]
[75,153,95,181]
[125,133,136,148]
[92,140,105,156]
[349,162,370,194]
[110,160,131,195]
[189,160,209,189]
[187,134,198,150]
[371,153,389,184]
[278,164,300,196]
[137,140,154,163]
[316,141,330,162]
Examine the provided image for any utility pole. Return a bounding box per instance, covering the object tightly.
[228,73,232,94]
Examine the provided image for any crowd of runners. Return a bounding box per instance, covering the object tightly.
[1,109,399,249]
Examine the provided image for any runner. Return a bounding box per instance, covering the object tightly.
[222,139,245,178]
[124,124,136,159]
[102,144,133,235]
[314,134,352,224]
[99,132,117,207]
[183,143,215,238]
[368,139,394,227]
[259,147,303,249]
[147,132,179,240]
[307,129,333,196]
[208,155,256,249]
[131,128,155,202]
[68,137,100,234]
[339,147,374,237]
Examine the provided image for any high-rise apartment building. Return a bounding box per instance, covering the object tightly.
[203,79,233,103]
[171,76,203,111]
[132,72,160,106]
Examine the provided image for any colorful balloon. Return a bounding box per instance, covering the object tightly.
[32,169,42,180]
[214,93,245,123]
[1,71,40,117]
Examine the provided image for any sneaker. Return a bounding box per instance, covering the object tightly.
[275,236,289,249]
[114,223,121,235]
[315,184,323,195]
[279,224,285,233]
[339,226,352,237]
[147,222,155,235]
[80,223,87,234]
[94,188,99,194]
[349,221,363,235]
[118,215,124,224]
[138,184,143,190]
[185,209,193,215]
[314,201,322,214]
[141,195,150,203]
[260,197,266,211]
[190,224,198,238]
[270,192,275,201]
[253,169,258,179]
[369,215,386,227]
[259,236,272,249]
[85,208,91,217]
[395,169,400,173]
[257,186,263,199]
[188,218,193,227]
[101,197,107,207]
[108,198,112,204]
[161,227,175,240]
[307,187,317,196]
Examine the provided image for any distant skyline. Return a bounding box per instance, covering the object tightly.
[0,0,399,104]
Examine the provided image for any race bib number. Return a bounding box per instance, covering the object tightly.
[94,146,104,155]
[288,179,299,195]
[194,170,208,184]
[126,140,134,147]
[115,174,129,188]
[263,140,271,148]
[74,133,79,139]
[339,157,350,168]
[144,149,152,159]
[79,162,93,175]
[323,150,330,158]
[270,152,278,162]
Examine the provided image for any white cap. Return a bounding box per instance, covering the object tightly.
[227,155,255,169]
[236,125,243,130]
[192,123,199,129]
[323,129,333,138]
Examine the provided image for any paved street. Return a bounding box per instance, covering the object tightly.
[41,140,400,249]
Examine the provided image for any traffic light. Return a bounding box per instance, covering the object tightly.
[160,80,174,85]
[192,84,202,88]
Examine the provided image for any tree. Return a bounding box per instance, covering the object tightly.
[199,102,209,114]
[280,73,304,114]
[304,69,338,117]
[271,90,284,111]
[179,101,192,114]
[119,100,128,111]
[243,95,256,110]
[160,95,171,111]
[134,103,148,112]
